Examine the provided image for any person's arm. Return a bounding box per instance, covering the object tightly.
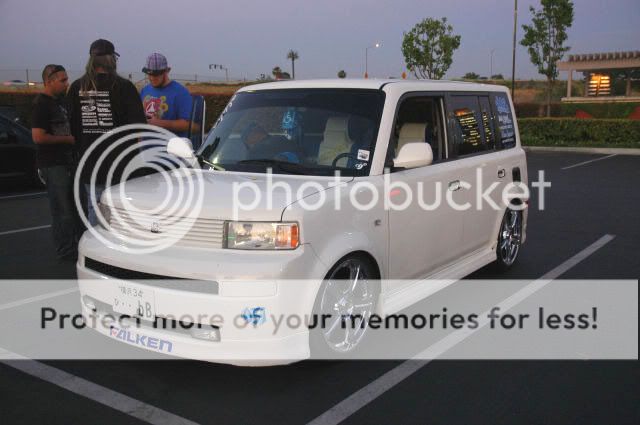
[31,128,74,144]
[122,81,147,125]
[147,117,190,132]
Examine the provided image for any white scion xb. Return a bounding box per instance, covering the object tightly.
[77,79,527,365]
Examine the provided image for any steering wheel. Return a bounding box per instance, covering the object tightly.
[331,152,357,168]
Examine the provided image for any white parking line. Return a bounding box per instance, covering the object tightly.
[0,224,51,237]
[307,234,616,425]
[0,287,78,312]
[0,191,47,200]
[562,154,617,170]
[0,348,200,425]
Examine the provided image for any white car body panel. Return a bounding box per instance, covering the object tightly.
[77,79,528,365]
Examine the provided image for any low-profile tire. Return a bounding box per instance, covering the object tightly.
[496,208,523,271]
[310,255,379,359]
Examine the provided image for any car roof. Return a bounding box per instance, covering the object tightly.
[237,79,510,94]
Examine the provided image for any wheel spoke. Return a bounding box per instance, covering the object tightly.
[324,315,342,338]
[350,264,361,290]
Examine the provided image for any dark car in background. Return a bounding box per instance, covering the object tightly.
[0,111,43,187]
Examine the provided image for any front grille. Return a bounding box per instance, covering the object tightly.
[84,257,219,294]
[107,206,225,248]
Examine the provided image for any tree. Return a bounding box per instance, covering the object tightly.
[521,0,574,117]
[463,72,480,80]
[272,66,282,78]
[401,17,461,80]
[491,74,505,80]
[287,50,299,79]
[337,70,347,79]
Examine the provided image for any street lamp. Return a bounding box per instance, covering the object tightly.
[511,0,518,100]
[365,43,380,78]
[209,63,229,82]
[490,49,496,79]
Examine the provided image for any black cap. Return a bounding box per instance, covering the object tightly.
[89,39,119,57]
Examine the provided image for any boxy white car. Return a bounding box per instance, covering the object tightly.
[77,79,527,364]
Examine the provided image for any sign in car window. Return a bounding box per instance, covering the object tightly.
[494,95,516,148]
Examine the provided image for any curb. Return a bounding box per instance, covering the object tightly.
[523,146,640,156]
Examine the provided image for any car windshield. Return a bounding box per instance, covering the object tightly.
[197,89,385,176]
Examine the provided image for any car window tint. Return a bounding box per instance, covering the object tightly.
[492,94,516,149]
[450,95,486,156]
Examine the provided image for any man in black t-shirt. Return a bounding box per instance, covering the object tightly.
[68,39,146,226]
[31,64,78,261]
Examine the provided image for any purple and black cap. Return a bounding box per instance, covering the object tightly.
[142,53,169,75]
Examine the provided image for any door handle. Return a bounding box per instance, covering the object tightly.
[448,180,461,191]
[498,168,506,178]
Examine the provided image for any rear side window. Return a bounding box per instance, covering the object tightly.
[449,95,486,156]
[492,94,516,149]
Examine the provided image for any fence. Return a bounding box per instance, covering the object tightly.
[0,69,247,89]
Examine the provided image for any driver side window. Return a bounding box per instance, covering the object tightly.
[387,96,446,170]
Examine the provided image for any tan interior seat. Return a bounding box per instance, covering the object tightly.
[317,117,353,166]
[396,123,427,157]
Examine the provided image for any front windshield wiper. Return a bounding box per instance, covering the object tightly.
[236,159,307,175]
[196,153,225,171]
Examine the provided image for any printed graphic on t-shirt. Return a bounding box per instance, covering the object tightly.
[143,95,169,119]
[79,90,114,134]
[51,104,71,136]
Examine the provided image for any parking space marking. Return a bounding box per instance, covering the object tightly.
[0,224,51,237]
[0,191,47,200]
[562,154,617,170]
[307,234,616,425]
[0,287,78,312]
[0,348,200,425]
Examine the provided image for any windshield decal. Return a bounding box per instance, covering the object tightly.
[357,149,371,161]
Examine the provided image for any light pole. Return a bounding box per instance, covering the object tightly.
[490,49,496,79]
[365,43,380,78]
[209,64,229,82]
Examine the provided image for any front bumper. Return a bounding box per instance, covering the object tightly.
[77,229,327,365]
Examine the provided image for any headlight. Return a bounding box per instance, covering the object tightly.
[224,222,299,250]
[97,203,111,229]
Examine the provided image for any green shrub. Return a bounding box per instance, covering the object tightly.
[518,118,640,148]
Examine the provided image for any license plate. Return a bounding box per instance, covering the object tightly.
[113,282,155,320]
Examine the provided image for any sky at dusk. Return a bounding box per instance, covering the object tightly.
[0,0,638,81]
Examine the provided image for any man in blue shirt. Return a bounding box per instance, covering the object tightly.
[140,53,192,137]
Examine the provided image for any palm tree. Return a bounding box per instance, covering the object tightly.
[287,50,299,79]
[337,70,347,79]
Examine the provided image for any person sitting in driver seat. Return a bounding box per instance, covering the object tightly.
[217,121,269,161]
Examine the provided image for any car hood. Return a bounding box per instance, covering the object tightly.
[102,169,353,221]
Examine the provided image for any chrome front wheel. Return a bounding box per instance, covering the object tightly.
[312,256,379,356]
[497,208,522,269]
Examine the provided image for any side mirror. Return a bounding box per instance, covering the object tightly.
[167,137,197,168]
[393,142,433,169]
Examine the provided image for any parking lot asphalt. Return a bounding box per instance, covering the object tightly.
[0,152,638,425]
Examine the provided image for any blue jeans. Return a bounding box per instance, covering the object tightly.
[41,165,78,259]
[84,183,106,227]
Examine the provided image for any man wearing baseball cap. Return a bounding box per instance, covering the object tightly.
[140,53,192,137]
[68,39,146,226]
